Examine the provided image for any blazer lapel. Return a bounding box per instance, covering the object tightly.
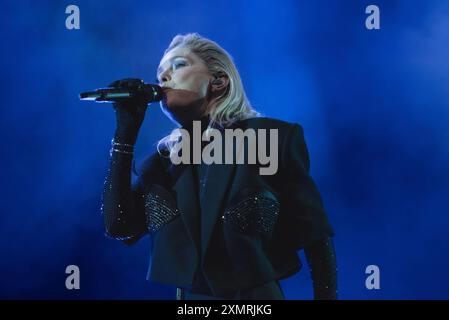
[199,121,246,258]
[171,163,201,251]
[200,162,236,258]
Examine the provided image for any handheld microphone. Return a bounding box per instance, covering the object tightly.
[79,79,163,104]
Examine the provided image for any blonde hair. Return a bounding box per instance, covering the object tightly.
[157,33,260,156]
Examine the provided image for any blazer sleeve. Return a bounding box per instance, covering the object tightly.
[276,123,334,251]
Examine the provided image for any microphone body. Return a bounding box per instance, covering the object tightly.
[79,80,163,104]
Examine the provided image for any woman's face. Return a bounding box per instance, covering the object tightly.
[157,46,212,126]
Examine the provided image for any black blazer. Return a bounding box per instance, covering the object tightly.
[108,117,334,297]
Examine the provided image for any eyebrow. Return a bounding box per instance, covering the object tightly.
[157,55,188,78]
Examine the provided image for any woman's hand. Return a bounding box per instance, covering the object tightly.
[109,78,149,144]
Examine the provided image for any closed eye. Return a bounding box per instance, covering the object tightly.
[173,61,187,69]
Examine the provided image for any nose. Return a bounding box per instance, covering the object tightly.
[159,69,172,84]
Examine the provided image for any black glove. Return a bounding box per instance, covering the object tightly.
[109,78,149,145]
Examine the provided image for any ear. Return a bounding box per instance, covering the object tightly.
[210,72,230,93]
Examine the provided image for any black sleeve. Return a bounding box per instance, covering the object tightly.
[101,136,170,245]
[101,147,148,245]
[304,237,338,300]
[277,123,335,251]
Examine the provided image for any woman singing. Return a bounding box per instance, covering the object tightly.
[101,33,337,300]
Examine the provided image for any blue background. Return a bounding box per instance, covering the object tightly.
[0,0,448,299]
